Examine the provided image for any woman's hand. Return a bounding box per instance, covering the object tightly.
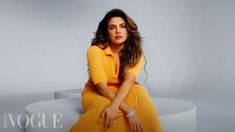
[127,115,144,132]
[100,103,119,128]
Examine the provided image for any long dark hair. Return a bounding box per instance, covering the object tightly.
[91,8,144,82]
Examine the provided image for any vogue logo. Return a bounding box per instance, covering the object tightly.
[3,113,63,128]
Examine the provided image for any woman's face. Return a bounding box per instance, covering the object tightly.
[107,17,128,45]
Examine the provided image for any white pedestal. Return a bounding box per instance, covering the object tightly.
[152,97,197,132]
[24,89,197,132]
[24,98,82,132]
[54,89,83,99]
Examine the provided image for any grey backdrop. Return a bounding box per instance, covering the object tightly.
[0,0,234,132]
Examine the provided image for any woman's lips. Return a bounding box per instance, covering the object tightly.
[115,36,123,40]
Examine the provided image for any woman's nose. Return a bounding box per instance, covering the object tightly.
[116,28,120,34]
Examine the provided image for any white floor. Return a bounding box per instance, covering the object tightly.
[0,91,234,132]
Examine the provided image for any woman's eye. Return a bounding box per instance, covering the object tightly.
[108,27,114,30]
[120,25,126,28]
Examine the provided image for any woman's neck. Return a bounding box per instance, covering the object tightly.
[109,43,124,54]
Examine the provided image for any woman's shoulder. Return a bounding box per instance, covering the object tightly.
[88,43,107,52]
[87,44,107,55]
[88,45,100,51]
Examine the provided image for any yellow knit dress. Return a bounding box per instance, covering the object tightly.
[69,45,163,132]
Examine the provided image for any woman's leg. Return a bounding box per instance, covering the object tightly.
[106,84,162,132]
[69,90,111,132]
[130,84,163,132]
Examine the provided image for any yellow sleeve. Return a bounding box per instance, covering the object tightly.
[126,54,144,78]
[87,46,108,84]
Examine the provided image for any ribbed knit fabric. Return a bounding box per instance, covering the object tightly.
[69,45,162,132]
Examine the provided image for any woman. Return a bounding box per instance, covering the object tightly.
[69,8,162,132]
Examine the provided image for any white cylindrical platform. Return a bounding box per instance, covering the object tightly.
[24,98,82,132]
[54,89,83,99]
[152,97,197,132]
[24,95,196,132]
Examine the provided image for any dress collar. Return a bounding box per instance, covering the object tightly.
[104,46,113,56]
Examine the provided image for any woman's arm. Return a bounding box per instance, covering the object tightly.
[113,73,136,106]
[95,80,133,114]
[97,73,139,129]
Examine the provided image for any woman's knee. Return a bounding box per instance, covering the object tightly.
[132,84,149,95]
[82,92,111,111]
[90,97,111,110]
